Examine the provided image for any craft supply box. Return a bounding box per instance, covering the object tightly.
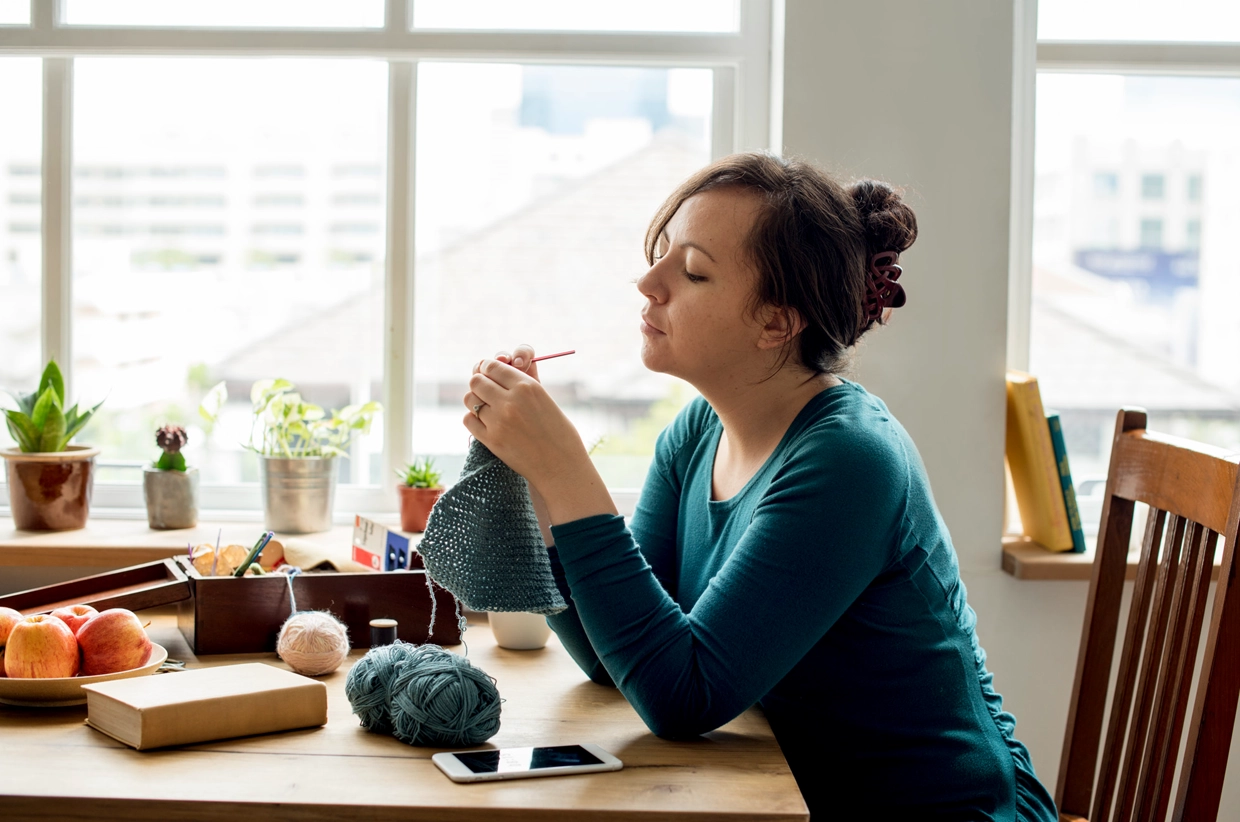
[0,557,461,654]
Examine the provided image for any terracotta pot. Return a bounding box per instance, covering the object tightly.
[3,446,100,531]
[398,485,443,533]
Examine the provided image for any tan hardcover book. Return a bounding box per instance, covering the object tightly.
[1005,370,1074,551]
[81,662,328,750]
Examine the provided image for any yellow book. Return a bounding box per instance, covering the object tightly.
[82,662,327,750]
[1005,370,1074,551]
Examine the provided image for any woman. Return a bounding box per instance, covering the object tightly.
[463,153,1057,821]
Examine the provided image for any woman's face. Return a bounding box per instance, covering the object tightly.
[636,187,769,382]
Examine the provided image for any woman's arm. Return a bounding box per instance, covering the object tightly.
[551,427,906,738]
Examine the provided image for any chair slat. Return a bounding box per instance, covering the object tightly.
[1057,494,1136,816]
[1114,513,1186,822]
[1152,529,1217,821]
[1176,524,1240,821]
[1133,521,1206,820]
[1091,508,1166,822]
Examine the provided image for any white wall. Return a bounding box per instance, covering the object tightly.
[775,0,1240,814]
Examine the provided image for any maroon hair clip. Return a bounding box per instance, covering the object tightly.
[863,251,906,322]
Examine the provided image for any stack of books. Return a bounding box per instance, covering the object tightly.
[1005,370,1086,553]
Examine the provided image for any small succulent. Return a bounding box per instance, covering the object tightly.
[397,457,442,489]
[155,424,188,472]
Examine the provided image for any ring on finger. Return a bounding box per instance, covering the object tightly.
[472,402,485,418]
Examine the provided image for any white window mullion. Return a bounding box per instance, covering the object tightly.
[41,54,72,388]
[735,0,772,152]
[383,58,416,504]
[1008,0,1037,372]
[711,66,736,161]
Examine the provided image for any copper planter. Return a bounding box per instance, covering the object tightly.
[3,446,100,531]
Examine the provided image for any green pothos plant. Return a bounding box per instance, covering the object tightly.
[248,378,381,458]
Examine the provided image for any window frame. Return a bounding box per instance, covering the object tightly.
[0,0,772,520]
[1008,3,1240,374]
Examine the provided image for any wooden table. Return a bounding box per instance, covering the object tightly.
[0,612,808,821]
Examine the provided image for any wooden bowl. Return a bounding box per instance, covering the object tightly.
[0,644,168,707]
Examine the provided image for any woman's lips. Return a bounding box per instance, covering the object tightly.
[640,317,665,336]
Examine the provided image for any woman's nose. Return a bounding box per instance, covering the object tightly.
[636,263,664,303]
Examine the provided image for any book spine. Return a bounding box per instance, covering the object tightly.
[1047,413,1087,554]
[1005,373,1074,551]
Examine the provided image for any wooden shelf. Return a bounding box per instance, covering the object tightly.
[1002,535,1221,582]
[0,518,387,568]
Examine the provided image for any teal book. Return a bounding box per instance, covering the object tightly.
[1046,413,1087,554]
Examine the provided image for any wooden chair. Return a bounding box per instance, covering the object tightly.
[1056,408,1240,822]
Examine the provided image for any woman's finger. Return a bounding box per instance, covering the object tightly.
[475,358,529,390]
[462,390,487,415]
[511,344,536,370]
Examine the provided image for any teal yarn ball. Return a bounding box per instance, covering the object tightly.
[345,642,502,747]
[344,642,413,736]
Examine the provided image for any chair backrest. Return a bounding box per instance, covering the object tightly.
[1056,408,1240,822]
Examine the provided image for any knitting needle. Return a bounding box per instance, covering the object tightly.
[528,349,575,364]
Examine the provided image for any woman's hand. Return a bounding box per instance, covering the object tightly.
[463,346,616,523]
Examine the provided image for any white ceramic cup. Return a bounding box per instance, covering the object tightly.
[488,611,552,650]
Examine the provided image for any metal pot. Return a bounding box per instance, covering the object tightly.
[2,445,99,531]
[260,455,337,534]
[143,465,199,530]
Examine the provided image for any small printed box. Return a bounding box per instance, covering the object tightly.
[351,515,418,572]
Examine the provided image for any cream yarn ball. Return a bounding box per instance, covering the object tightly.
[276,610,350,676]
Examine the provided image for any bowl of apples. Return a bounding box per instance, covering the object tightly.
[0,605,167,707]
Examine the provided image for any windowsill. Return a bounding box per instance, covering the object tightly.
[1001,535,1222,582]
[0,516,400,568]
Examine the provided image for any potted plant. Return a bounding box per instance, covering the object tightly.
[2,360,104,531]
[143,425,198,530]
[249,379,381,534]
[397,457,443,533]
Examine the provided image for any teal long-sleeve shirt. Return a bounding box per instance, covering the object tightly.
[546,381,1057,821]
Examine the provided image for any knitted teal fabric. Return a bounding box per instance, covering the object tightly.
[418,439,567,615]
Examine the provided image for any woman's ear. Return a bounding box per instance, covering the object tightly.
[756,305,807,350]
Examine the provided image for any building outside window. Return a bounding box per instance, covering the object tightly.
[1029,0,1240,535]
[0,1,763,517]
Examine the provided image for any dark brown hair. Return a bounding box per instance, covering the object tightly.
[644,152,917,375]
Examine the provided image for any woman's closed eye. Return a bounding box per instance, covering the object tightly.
[684,271,707,283]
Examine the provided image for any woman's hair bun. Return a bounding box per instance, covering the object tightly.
[849,179,917,257]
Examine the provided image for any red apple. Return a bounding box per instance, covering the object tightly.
[50,604,99,636]
[0,606,21,645]
[4,614,80,678]
[76,609,152,676]
[0,606,23,679]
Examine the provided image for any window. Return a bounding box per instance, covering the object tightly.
[1140,173,1165,200]
[412,0,740,33]
[1092,172,1118,198]
[72,57,387,487]
[0,0,29,25]
[1186,219,1202,250]
[0,59,42,447]
[1026,4,1240,536]
[1187,174,1203,203]
[0,6,766,516]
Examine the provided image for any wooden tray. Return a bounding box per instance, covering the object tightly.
[0,559,191,615]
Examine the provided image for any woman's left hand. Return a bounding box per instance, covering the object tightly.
[463,357,593,499]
